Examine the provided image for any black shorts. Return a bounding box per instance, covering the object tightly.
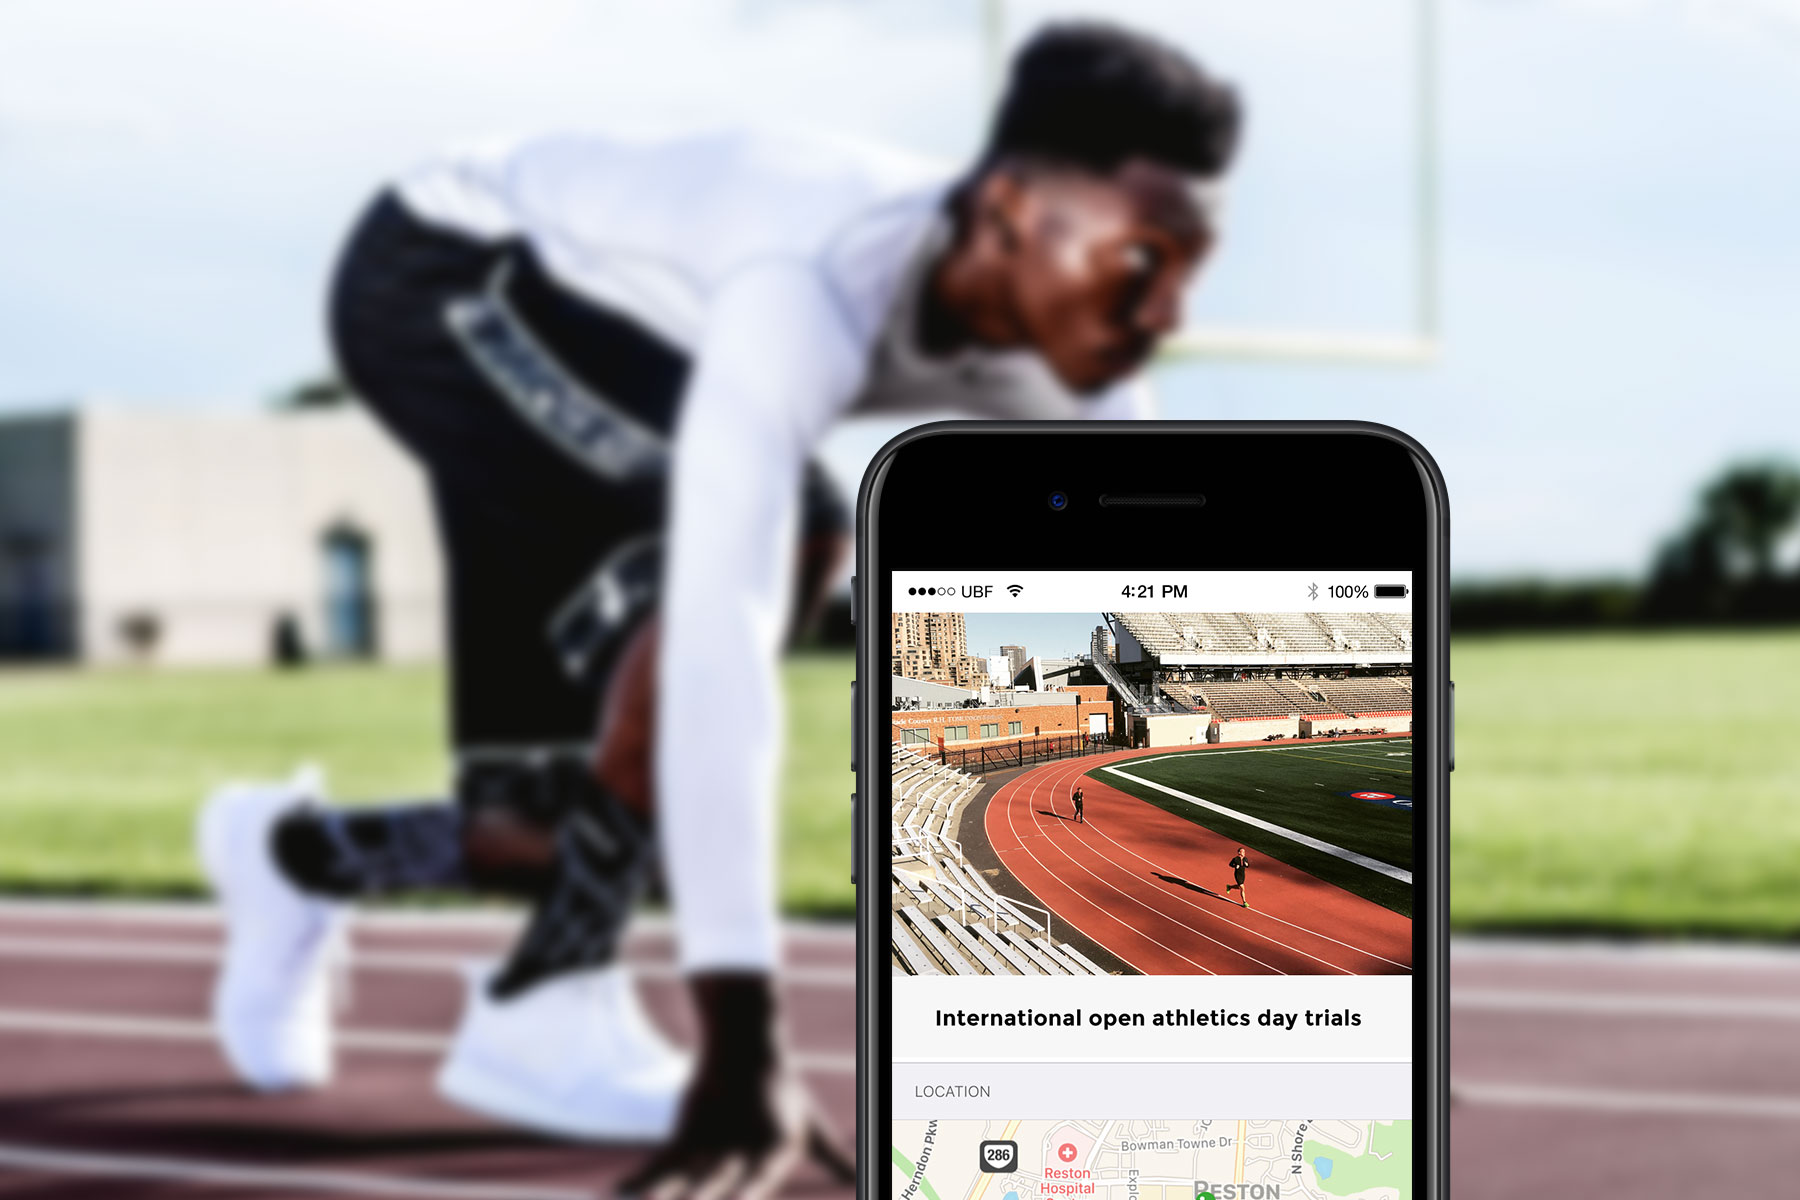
[328,193,848,752]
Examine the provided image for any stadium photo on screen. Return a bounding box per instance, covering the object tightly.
[888,609,1413,978]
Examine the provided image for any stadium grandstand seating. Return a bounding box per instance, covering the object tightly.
[1158,680,1208,712]
[1112,611,1263,656]
[1367,612,1415,648]
[1316,613,1413,653]
[888,747,1107,976]
[1316,676,1413,714]
[1171,612,1262,654]
[1111,611,1414,661]
[1109,612,1180,654]
[1265,678,1333,712]
[1240,613,1334,653]
[1190,678,1310,720]
[1184,676,1411,720]
[889,747,984,838]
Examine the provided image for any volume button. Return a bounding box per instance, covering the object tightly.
[1448,680,1456,773]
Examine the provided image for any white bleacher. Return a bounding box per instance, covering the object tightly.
[1110,610,1411,663]
[921,874,993,923]
[893,870,930,906]
[892,915,943,975]
[1159,680,1207,712]
[1024,936,1097,976]
[1192,678,1307,720]
[1317,677,1413,714]
[1170,612,1261,654]
[1241,612,1333,654]
[1002,930,1072,974]
[941,858,1045,934]
[889,851,1102,976]
[1110,611,1183,654]
[1054,941,1111,976]
[973,924,1042,974]
[936,916,1013,975]
[888,747,1108,977]
[898,906,980,976]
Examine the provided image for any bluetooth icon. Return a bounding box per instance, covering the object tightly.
[1308,582,1319,601]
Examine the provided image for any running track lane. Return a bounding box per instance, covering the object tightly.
[984,747,1413,976]
[0,908,855,1199]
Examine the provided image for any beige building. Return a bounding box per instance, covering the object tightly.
[890,611,987,689]
[0,405,442,665]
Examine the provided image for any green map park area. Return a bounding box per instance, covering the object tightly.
[1303,1120,1412,1198]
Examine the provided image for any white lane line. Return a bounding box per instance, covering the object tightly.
[1063,791,1410,974]
[1453,1081,1800,1121]
[0,1008,855,1074]
[0,1008,441,1055]
[1453,937,1800,970]
[1454,988,1800,1022]
[1024,757,1279,972]
[1119,738,1412,770]
[0,935,855,989]
[1051,770,1353,978]
[0,1141,595,1199]
[1100,765,1412,884]
[0,901,856,944]
[1000,754,1214,975]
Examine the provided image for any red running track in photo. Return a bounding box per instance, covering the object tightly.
[984,747,1412,976]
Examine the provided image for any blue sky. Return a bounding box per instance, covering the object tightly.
[2,0,1795,577]
[965,612,1110,663]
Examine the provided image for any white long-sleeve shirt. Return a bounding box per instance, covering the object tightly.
[397,127,1151,970]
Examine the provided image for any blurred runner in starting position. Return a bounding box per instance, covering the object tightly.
[199,21,1240,1196]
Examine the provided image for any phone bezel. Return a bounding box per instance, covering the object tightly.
[853,420,1449,1200]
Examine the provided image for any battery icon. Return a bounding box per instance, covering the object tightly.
[1374,584,1409,599]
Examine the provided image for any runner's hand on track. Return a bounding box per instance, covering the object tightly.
[618,973,854,1200]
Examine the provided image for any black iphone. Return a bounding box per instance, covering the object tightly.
[853,422,1448,1200]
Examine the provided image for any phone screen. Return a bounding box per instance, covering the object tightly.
[884,570,1415,1200]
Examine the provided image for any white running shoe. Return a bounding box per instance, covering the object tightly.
[198,767,347,1092]
[436,960,692,1142]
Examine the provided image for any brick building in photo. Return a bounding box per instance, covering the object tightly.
[889,675,1114,750]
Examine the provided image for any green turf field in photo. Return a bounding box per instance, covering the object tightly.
[1091,739,1415,917]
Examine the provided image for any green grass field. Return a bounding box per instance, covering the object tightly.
[0,654,855,917]
[4,628,1800,936]
[1093,738,1415,917]
[1451,628,1800,938]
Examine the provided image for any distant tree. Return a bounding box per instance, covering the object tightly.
[1644,526,1730,621]
[1644,459,1800,621]
[1453,460,1800,629]
[1695,461,1800,581]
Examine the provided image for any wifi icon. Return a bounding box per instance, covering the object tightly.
[1006,584,1024,598]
